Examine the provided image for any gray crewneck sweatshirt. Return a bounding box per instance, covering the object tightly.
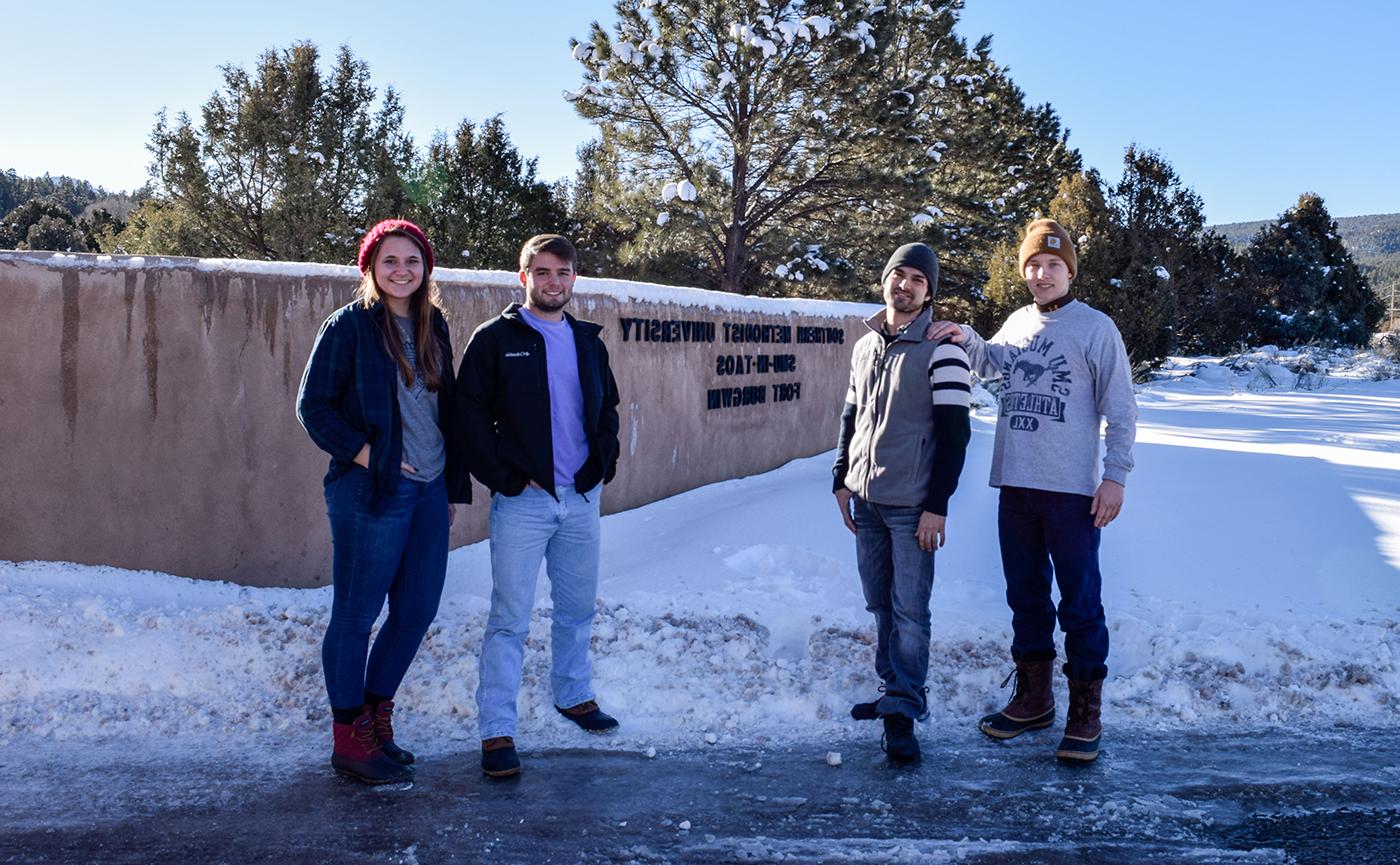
[960,299,1136,496]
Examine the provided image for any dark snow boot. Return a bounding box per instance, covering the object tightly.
[881,714,920,765]
[851,686,887,720]
[481,736,521,778]
[331,711,414,785]
[555,700,619,733]
[1056,677,1103,762]
[369,699,414,765]
[979,658,1056,740]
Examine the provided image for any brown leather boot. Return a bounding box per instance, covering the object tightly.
[1056,678,1103,762]
[331,709,413,785]
[978,658,1056,739]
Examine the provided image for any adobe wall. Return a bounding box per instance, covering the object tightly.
[0,251,876,587]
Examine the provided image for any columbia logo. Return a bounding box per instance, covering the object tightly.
[1046,236,1061,249]
[504,351,530,358]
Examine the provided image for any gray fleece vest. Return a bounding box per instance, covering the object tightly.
[844,306,944,507]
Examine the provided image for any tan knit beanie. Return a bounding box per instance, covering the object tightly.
[1018,218,1077,278]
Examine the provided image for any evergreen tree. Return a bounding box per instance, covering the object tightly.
[567,0,1078,297]
[1173,230,1250,354]
[566,137,635,277]
[975,170,1113,336]
[78,207,128,253]
[145,42,414,262]
[114,198,221,258]
[412,116,568,271]
[0,198,96,252]
[1245,193,1382,346]
[0,170,104,219]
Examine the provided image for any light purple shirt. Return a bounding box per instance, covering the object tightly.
[520,307,588,488]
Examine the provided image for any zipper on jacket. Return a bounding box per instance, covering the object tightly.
[863,343,892,493]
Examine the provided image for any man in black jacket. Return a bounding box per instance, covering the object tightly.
[456,234,622,778]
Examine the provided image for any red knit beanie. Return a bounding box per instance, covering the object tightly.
[357,219,435,275]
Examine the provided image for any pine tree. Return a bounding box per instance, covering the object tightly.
[1245,193,1383,346]
[1173,230,1250,354]
[0,198,96,252]
[1099,147,1191,366]
[413,116,568,271]
[974,171,1113,337]
[145,42,414,262]
[567,0,1076,297]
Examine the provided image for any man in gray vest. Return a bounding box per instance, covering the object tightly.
[832,242,972,764]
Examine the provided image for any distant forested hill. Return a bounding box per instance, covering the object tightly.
[1215,212,1400,326]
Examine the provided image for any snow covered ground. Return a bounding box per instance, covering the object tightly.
[3,349,1398,749]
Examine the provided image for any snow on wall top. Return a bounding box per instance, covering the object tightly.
[1,250,879,319]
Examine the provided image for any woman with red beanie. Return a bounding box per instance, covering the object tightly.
[296,219,470,784]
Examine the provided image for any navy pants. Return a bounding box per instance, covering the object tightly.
[853,496,935,719]
[997,486,1108,681]
[322,466,449,711]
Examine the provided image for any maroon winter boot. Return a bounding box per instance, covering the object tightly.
[978,658,1056,739]
[331,709,414,784]
[1056,677,1103,762]
[369,700,415,765]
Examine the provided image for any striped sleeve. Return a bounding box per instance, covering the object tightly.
[928,341,972,407]
[923,339,972,516]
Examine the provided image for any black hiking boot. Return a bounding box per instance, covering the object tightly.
[881,714,920,765]
[850,685,887,720]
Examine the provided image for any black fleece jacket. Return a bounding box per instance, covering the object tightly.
[455,303,620,498]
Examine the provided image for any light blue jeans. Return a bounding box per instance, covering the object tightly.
[476,484,601,740]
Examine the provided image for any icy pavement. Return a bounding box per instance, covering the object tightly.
[3,726,1399,864]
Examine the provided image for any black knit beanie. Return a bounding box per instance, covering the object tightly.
[881,243,940,302]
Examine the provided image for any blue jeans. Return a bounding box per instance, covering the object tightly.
[997,486,1109,681]
[853,496,935,719]
[322,467,449,711]
[477,484,601,740]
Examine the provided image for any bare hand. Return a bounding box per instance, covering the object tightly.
[353,443,371,468]
[833,488,857,534]
[447,503,456,528]
[1090,480,1124,528]
[528,479,544,490]
[402,462,417,474]
[925,321,965,343]
[917,511,946,551]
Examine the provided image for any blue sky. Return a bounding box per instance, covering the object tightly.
[5,1,1396,224]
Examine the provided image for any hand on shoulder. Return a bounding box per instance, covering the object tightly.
[925,321,965,343]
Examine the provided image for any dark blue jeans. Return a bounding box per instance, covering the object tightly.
[853,496,935,719]
[322,467,449,711]
[997,486,1109,681]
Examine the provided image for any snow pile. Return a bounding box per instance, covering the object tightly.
[1155,346,1400,392]
[3,362,1398,745]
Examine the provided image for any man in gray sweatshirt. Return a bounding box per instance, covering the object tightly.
[833,242,972,765]
[930,219,1136,763]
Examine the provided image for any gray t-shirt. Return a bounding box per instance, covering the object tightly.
[960,300,1136,496]
[392,314,446,484]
